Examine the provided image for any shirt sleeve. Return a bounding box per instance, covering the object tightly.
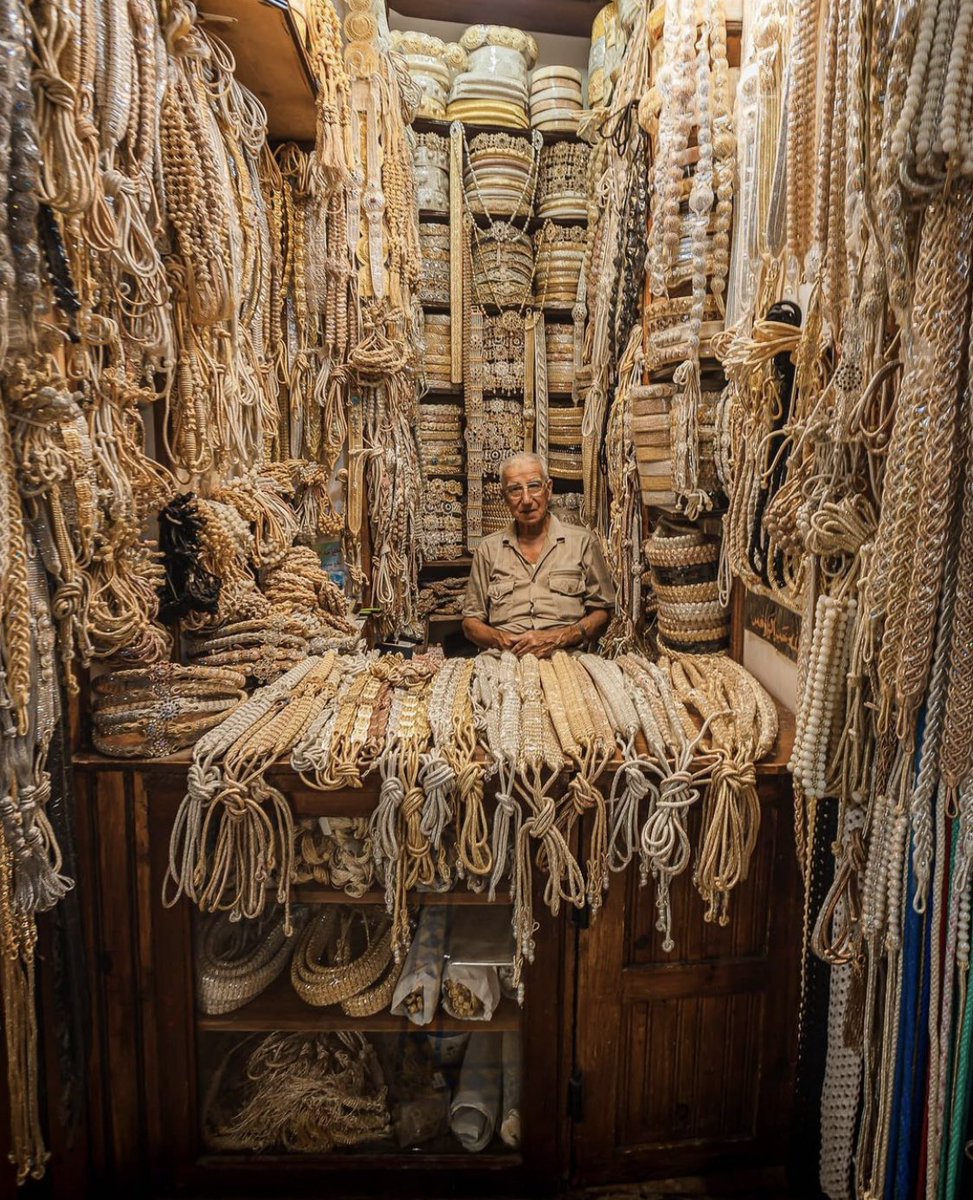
[581,531,616,612]
[462,544,490,621]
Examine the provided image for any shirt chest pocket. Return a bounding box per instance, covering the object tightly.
[488,576,516,623]
[547,569,586,620]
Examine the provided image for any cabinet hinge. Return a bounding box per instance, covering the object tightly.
[572,900,591,930]
[567,1069,584,1123]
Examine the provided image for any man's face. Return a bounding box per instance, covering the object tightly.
[503,463,552,527]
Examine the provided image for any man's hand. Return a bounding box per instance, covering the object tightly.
[510,628,563,659]
[462,616,519,652]
[492,628,518,652]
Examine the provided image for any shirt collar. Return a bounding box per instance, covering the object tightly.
[501,514,566,546]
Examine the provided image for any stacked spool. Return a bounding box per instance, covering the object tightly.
[644,527,728,654]
[391,32,466,120]
[413,133,449,212]
[418,225,450,306]
[537,141,590,220]
[421,478,465,561]
[422,314,453,388]
[418,403,464,476]
[464,133,538,217]
[471,227,533,308]
[481,480,511,537]
[548,404,584,481]
[643,295,722,372]
[545,322,576,393]
[529,66,585,134]
[587,3,623,108]
[447,25,538,129]
[631,381,722,509]
[533,223,586,308]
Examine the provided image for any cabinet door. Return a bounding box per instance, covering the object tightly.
[138,779,571,1195]
[572,779,801,1185]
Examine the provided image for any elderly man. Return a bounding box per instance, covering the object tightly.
[462,453,615,658]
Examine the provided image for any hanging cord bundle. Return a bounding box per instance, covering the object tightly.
[0,450,74,1181]
[602,326,646,651]
[443,658,491,886]
[615,654,709,951]
[165,657,324,924]
[199,654,345,928]
[419,657,464,858]
[581,653,652,869]
[259,459,342,542]
[489,651,523,902]
[346,305,424,636]
[665,654,778,926]
[716,307,804,607]
[539,653,614,910]
[5,354,99,685]
[511,655,582,986]
[370,655,442,957]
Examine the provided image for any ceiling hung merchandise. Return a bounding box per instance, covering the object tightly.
[0,1,968,1197]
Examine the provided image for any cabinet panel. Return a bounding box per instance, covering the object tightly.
[619,991,764,1148]
[572,776,801,1186]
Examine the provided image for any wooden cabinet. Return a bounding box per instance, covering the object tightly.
[51,719,797,1198]
[63,767,571,1197]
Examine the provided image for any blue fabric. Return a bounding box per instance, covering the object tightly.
[887,718,933,1200]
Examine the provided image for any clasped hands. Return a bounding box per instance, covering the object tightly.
[494,625,576,659]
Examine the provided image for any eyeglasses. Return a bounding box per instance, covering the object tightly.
[504,480,548,500]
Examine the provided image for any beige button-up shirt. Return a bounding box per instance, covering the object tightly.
[462,515,616,632]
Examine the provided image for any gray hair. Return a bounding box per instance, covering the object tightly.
[499,452,550,486]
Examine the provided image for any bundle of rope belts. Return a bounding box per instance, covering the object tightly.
[0,0,414,1180]
[710,0,973,1192]
[164,647,776,992]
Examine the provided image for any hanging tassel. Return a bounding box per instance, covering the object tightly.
[0,829,49,1182]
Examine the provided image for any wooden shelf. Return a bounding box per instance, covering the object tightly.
[423,557,472,569]
[197,977,523,1033]
[201,2,316,142]
[421,380,461,392]
[293,885,509,906]
[196,1145,521,1170]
